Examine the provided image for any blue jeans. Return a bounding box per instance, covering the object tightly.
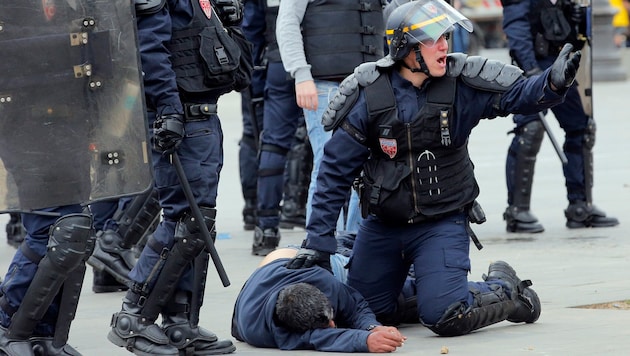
[303,80,361,233]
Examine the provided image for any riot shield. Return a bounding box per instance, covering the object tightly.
[0,0,152,212]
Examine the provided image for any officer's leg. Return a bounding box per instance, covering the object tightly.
[553,87,618,228]
[109,115,232,355]
[88,190,161,290]
[414,217,540,336]
[279,114,312,230]
[504,114,545,233]
[239,87,263,231]
[252,61,302,256]
[346,217,408,322]
[0,210,93,356]
[89,199,126,293]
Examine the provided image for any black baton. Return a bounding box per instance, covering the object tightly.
[170,151,230,287]
[538,112,568,165]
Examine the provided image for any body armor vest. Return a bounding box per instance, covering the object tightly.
[167,0,236,98]
[302,0,385,80]
[360,74,479,224]
[264,2,281,63]
[529,0,585,57]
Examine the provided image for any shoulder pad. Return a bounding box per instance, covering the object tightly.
[135,0,166,15]
[354,62,381,87]
[322,60,385,132]
[322,74,360,131]
[454,56,524,92]
[446,53,468,77]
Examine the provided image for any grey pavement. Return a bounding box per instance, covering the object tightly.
[1,48,629,355]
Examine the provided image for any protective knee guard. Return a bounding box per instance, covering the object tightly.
[427,285,515,336]
[7,214,93,341]
[88,189,161,284]
[504,120,545,233]
[279,119,312,230]
[116,189,161,249]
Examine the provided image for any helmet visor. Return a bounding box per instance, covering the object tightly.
[389,0,473,48]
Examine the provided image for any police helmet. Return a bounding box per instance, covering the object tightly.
[385,0,473,61]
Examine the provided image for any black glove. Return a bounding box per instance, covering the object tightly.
[153,114,185,154]
[212,0,243,26]
[285,248,332,273]
[549,44,581,91]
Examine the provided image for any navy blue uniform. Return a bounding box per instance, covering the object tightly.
[239,0,266,206]
[128,0,223,290]
[232,258,379,352]
[503,0,589,203]
[304,66,564,324]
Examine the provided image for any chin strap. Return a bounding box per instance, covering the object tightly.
[400,46,430,76]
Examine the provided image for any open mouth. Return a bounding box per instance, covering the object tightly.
[437,55,447,66]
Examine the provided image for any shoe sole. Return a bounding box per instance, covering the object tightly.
[107,330,179,356]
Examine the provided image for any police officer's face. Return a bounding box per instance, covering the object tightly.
[419,34,449,77]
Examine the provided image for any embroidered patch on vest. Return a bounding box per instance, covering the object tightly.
[199,0,213,19]
[379,138,398,159]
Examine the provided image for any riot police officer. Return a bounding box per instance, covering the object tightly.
[501,0,619,232]
[107,0,246,354]
[285,0,581,336]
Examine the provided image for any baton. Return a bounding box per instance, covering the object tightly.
[170,151,230,287]
[538,112,568,165]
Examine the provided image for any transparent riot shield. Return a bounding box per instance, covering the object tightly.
[0,0,152,212]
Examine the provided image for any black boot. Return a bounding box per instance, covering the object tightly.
[162,291,235,355]
[108,292,179,356]
[92,269,128,294]
[565,201,619,229]
[87,230,136,286]
[251,227,280,256]
[503,206,544,233]
[0,325,34,356]
[484,260,541,323]
[30,336,81,356]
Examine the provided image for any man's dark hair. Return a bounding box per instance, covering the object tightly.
[274,283,334,332]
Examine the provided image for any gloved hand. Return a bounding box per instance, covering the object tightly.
[285,248,332,273]
[153,114,185,154]
[549,44,581,91]
[212,0,243,26]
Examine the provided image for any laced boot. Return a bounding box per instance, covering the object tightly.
[503,206,544,233]
[108,291,179,356]
[251,227,280,256]
[242,199,256,231]
[161,291,235,355]
[87,230,136,285]
[565,201,619,229]
[92,269,128,294]
[483,260,541,323]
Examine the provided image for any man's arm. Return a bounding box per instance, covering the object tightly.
[276,0,311,83]
[502,0,540,74]
[136,1,183,116]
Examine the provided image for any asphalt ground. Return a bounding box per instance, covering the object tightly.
[0,49,629,355]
